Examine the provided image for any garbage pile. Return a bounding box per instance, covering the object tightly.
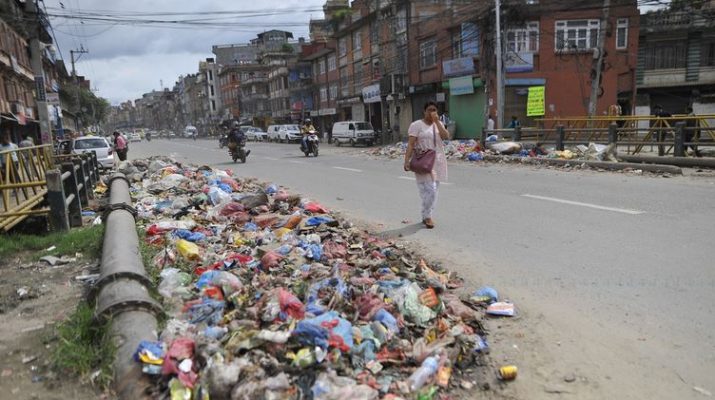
[122,157,512,399]
[367,139,622,164]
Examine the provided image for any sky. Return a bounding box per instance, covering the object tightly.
[44,0,327,105]
[44,1,668,106]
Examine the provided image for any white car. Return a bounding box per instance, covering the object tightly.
[245,127,268,141]
[267,124,301,143]
[58,136,114,169]
[129,133,141,142]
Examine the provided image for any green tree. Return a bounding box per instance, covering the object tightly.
[59,85,110,127]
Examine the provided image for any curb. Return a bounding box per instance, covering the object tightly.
[483,155,683,175]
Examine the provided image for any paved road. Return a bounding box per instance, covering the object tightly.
[132,139,715,399]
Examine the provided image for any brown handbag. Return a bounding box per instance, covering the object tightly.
[409,124,437,174]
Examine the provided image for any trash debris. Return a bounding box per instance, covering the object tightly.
[497,365,518,381]
[486,302,516,317]
[124,156,497,399]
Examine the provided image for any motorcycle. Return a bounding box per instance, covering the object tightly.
[228,137,248,163]
[146,133,152,142]
[301,130,320,157]
[219,134,228,149]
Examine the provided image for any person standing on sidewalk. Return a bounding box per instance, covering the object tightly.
[403,101,450,229]
[113,131,128,162]
[1,129,20,184]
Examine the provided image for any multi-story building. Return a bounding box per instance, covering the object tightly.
[483,0,639,129]
[0,1,41,141]
[636,2,715,117]
[200,58,221,131]
[306,44,339,135]
[217,64,241,121]
[238,64,270,127]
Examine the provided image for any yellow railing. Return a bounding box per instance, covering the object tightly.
[0,145,55,231]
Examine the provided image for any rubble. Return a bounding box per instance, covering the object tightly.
[122,156,508,399]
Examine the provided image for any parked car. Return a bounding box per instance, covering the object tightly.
[184,125,198,138]
[332,121,376,146]
[129,132,141,142]
[267,124,302,143]
[57,136,114,169]
[245,127,268,141]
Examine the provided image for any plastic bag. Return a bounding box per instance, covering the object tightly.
[311,370,378,400]
[174,229,206,242]
[176,239,200,261]
[208,186,232,205]
[278,288,305,319]
[158,268,192,298]
[260,251,283,270]
[195,270,243,296]
[304,201,329,213]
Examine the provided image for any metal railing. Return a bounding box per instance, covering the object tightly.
[486,116,715,156]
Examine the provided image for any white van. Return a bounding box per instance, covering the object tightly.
[331,121,375,146]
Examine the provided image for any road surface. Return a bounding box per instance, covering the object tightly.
[131,139,715,399]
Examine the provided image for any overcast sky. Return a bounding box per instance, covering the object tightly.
[44,0,326,105]
[44,1,665,105]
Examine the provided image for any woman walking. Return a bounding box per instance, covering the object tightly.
[403,101,450,229]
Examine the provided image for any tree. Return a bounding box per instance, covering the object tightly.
[59,85,110,127]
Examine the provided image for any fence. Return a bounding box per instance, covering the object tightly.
[1,145,100,232]
[484,116,715,156]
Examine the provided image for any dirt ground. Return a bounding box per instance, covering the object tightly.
[0,252,107,400]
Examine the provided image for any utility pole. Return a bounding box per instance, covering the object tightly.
[588,0,610,117]
[70,47,88,132]
[495,0,505,129]
[26,0,53,145]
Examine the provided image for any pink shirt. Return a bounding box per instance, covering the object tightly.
[408,120,448,183]
[115,135,127,150]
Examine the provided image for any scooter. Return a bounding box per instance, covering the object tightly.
[228,137,248,163]
[146,133,152,142]
[300,130,320,157]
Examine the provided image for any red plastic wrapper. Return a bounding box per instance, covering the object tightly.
[356,293,386,321]
[322,240,347,260]
[202,286,224,301]
[304,202,329,214]
[162,338,198,388]
[254,213,280,229]
[219,203,245,216]
[260,251,283,270]
[278,288,305,319]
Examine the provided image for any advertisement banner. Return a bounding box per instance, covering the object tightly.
[505,52,534,73]
[449,76,474,96]
[442,57,475,78]
[527,86,545,116]
[362,84,381,103]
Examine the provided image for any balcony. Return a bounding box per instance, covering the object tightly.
[641,9,715,33]
[242,76,268,85]
[243,92,269,101]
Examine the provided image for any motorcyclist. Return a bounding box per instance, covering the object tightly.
[228,122,250,157]
[301,118,316,150]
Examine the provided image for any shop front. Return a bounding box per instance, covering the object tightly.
[445,76,485,139]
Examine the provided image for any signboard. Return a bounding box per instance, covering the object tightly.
[449,76,474,96]
[35,76,46,102]
[442,57,475,78]
[46,92,60,105]
[319,108,336,116]
[362,84,381,103]
[527,86,545,117]
[436,93,445,102]
[505,52,534,73]
[310,110,320,117]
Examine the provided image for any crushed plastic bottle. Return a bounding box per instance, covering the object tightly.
[408,356,439,392]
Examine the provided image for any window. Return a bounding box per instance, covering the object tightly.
[339,37,347,57]
[210,85,215,96]
[340,67,349,96]
[419,38,437,69]
[320,86,328,102]
[616,18,628,49]
[208,70,213,81]
[507,22,539,53]
[353,62,363,92]
[396,8,407,33]
[319,60,326,75]
[211,99,216,111]
[702,41,715,67]
[453,22,480,57]
[370,23,379,49]
[330,83,338,100]
[555,20,600,51]
[328,55,336,71]
[644,41,687,70]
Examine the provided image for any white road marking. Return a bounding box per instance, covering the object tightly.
[289,160,308,164]
[264,157,279,161]
[333,167,362,172]
[521,194,645,215]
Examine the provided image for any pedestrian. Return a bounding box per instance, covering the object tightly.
[507,115,520,129]
[1,129,20,184]
[19,135,34,148]
[403,101,449,229]
[685,106,702,157]
[652,105,672,156]
[487,114,495,131]
[113,131,128,162]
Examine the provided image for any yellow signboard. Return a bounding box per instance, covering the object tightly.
[527,86,545,117]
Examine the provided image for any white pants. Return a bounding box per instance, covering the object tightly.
[417,181,440,220]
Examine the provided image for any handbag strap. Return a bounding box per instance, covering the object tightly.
[432,124,437,147]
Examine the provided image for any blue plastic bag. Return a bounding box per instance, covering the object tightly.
[174,229,205,242]
[186,298,224,325]
[473,286,499,303]
[305,216,334,226]
[243,222,258,231]
[373,309,399,334]
[265,184,278,194]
